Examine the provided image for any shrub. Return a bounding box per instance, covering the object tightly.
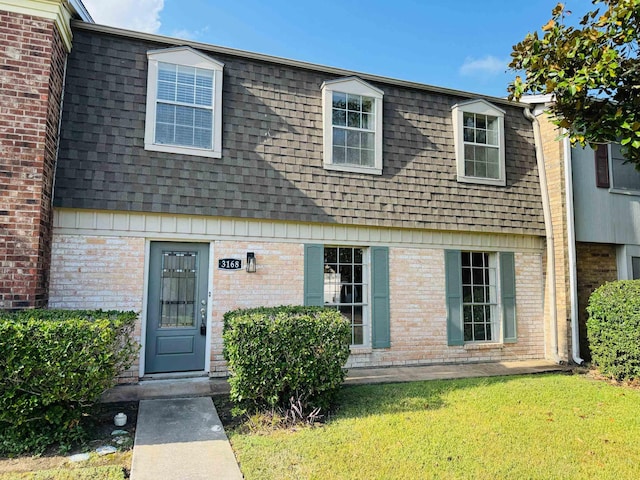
[0,310,139,454]
[587,280,640,381]
[223,306,351,413]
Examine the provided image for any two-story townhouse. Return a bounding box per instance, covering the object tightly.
[2,0,564,382]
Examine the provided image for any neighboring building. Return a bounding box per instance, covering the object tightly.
[2,1,566,382]
[527,96,640,361]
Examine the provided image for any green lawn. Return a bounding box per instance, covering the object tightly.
[227,373,640,479]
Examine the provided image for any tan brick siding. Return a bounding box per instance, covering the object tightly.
[0,10,66,309]
[575,242,618,361]
[209,241,304,374]
[538,113,572,361]
[49,235,145,381]
[48,234,546,381]
[346,248,545,368]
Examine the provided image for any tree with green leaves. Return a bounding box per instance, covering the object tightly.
[508,1,640,165]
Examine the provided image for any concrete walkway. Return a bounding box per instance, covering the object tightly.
[118,360,569,480]
[130,397,243,480]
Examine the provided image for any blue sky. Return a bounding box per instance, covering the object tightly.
[82,0,568,98]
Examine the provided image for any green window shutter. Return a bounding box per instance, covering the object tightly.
[500,252,517,343]
[304,244,324,306]
[445,250,464,346]
[371,246,390,349]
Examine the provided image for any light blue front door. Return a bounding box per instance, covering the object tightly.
[145,242,209,373]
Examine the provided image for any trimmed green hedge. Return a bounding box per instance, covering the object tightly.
[0,310,139,454]
[223,306,351,411]
[587,280,640,380]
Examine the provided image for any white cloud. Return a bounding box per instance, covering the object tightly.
[169,26,210,41]
[82,0,164,33]
[459,55,509,77]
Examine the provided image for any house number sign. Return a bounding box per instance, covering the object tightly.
[218,258,242,270]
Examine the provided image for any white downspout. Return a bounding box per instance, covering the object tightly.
[563,136,584,364]
[524,107,561,363]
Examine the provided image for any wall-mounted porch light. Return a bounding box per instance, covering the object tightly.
[246,252,257,273]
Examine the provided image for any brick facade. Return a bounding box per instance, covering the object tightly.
[48,232,546,382]
[575,242,618,361]
[0,10,67,309]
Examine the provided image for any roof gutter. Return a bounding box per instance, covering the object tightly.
[523,107,561,363]
[563,136,584,365]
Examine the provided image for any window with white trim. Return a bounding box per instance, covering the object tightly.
[145,47,223,158]
[452,99,506,186]
[321,77,383,175]
[461,251,498,342]
[323,246,369,346]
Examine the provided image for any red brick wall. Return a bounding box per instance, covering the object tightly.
[575,242,618,361]
[0,10,67,309]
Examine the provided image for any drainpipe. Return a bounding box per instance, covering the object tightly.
[523,107,561,363]
[563,136,584,365]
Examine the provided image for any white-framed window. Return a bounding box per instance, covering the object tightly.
[610,143,640,193]
[145,47,224,158]
[461,251,498,342]
[321,77,383,175]
[323,246,369,346]
[452,99,506,186]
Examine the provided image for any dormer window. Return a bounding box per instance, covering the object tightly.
[452,99,506,186]
[145,47,224,158]
[321,77,383,175]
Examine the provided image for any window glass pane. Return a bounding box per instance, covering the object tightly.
[333,127,346,147]
[464,127,474,143]
[325,248,337,264]
[177,65,195,85]
[361,149,374,166]
[196,71,213,88]
[347,130,360,148]
[362,132,375,149]
[347,94,361,111]
[476,129,486,144]
[194,109,212,130]
[175,126,193,145]
[463,285,472,303]
[486,162,499,179]
[476,115,486,129]
[475,161,487,178]
[158,63,176,81]
[473,286,485,303]
[157,103,175,124]
[486,129,498,146]
[195,86,212,106]
[464,144,475,161]
[157,81,176,101]
[155,123,174,144]
[361,97,374,113]
[347,147,360,164]
[333,146,346,164]
[474,322,486,341]
[339,248,353,263]
[353,326,363,345]
[175,106,194,126]
[347,111,361,128]
[333,92,347,109]
[463,112,475,128]
[354,248,363,263]
[361,113,373,130]
[177,83,194,103]
[611,144,640,190]
[193,128,212,149]
[332,109,346,126]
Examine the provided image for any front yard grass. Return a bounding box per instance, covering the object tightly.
[225,373,640,479]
